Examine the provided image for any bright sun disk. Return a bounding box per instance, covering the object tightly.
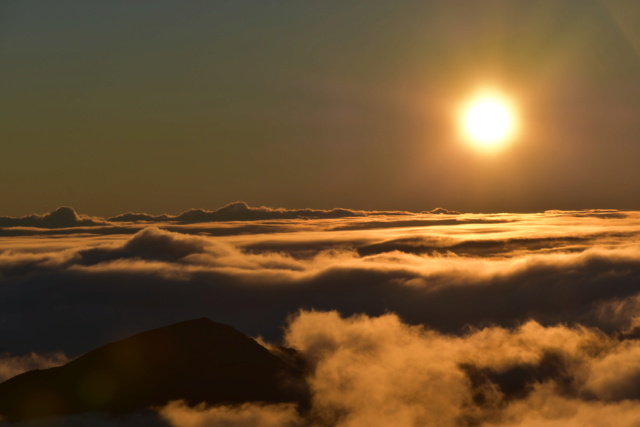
[459,91,518,150]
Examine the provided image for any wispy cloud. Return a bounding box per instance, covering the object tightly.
[158,401,302,427]
[0,352,69,383]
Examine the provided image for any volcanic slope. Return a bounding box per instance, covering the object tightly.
[0,318,307,421]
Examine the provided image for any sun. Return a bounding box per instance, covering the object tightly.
[459,90,518,151]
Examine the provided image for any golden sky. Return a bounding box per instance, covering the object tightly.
[2,0,640,215]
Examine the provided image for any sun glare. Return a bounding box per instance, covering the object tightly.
[459,91,518,151]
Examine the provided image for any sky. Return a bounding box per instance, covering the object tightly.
[2,0,640,216]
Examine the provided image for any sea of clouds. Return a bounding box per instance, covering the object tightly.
[1,202,640,426]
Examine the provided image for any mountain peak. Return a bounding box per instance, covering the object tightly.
[0,318,307,421]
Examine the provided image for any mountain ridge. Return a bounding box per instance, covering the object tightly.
[0,318,308,422]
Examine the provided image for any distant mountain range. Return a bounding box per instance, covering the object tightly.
[0,318,309,422]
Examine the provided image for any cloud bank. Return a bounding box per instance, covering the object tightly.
[281,310,640,427]
[0,207,105,229]
[0,203,462,238]
[1,207,639,355]
[2,205,640,424]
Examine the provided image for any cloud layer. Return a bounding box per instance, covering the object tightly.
[282,310,640,427]
[2,205,640,424]
[1,202,419,230]
[1,207,639,355]
[0,207,105,229]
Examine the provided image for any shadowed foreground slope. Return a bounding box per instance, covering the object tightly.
[0,318,307,422]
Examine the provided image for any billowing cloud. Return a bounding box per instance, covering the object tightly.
[1,209,640,356]
[76,227,224,264]
[283,310,640,427]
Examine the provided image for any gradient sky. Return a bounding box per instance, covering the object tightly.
[2,0,640,216]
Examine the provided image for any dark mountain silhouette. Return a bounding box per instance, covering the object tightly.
[0,318,308,422]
